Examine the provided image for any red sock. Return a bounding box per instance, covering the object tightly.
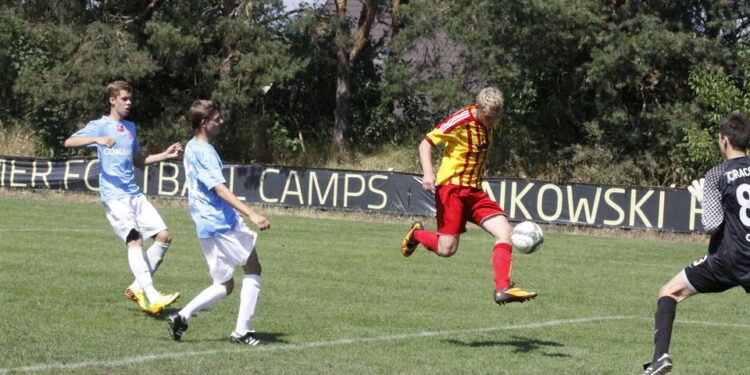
[413,229,439,253]
[492,243,512,290]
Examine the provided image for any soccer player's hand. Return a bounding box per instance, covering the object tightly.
[249,212,270,231]
[96,137,116,147]
[163,142,183,158]
[422,174,436,192]
[688,178,705,203]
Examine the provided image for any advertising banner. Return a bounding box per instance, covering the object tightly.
[0,155,703,232]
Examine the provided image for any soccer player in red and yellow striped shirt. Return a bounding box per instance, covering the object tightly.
[401,87,537,305]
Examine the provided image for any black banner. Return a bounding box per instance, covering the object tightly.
[0,155,703,233]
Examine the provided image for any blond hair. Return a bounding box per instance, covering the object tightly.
[476,87,504,115]
[189,99,219,130]
[106,80,132,99]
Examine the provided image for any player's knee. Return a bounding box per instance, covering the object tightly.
[496,230,511,244]
[253,263,262,276]
[155,230,172,244]
[125,229,143,245]
[244,264,261,276]
[436,245,457,257]
[244,255,262,275]
[657,282,672,296]
[657,285,682,301]
[222,279,235,295]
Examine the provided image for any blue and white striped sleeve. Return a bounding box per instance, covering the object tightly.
[702,164,725,234]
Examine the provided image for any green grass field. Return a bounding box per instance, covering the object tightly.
[0,191,748,374]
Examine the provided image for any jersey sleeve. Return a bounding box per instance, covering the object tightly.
[425,127,457,147]
[72,121,101,137]
[71,121,101,148]
[425,107,472,146]
[195,148,226,190]
[702,164,725,234]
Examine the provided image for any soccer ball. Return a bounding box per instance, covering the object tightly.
[511,221,544,254]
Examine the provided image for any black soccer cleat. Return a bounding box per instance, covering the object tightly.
[230,331,263,346]
[642,353,672,375]
[494,283,538,305]
[401,222,424,257]
[167,313,189,341]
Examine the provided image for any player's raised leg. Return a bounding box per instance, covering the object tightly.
[125,233,171,305]
[401,222,424,256]
[125,229,179,315]
[125,236,171,304]
[126,200,173,305]
[480,215,537,305]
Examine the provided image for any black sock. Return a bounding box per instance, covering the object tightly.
[653,296,677,362]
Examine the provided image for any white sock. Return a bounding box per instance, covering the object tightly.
[179,284,228,322]
[130,241,170,291]
[235,274,261,335]
[127,246,159,303]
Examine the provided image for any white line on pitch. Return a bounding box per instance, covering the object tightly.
[0,316,626,374]
[632,316,750,330]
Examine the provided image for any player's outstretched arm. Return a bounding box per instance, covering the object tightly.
[687,178,705,203]
[134,142,183,167]
[418,138,436,191]
[701,168,724,234]
[63,136,115,148]
[214,183,270,231]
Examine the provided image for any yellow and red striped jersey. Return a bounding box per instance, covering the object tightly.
[424,104,494,188]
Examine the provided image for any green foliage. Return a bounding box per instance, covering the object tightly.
[4,1,750,185]
[16,21,158,154]
[381,0,746,185]
[1,1,308,160]
[679,44,750,181]
[558,121,649,185]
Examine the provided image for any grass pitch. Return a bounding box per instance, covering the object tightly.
[0,191,747,374]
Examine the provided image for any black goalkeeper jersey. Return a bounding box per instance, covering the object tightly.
[704,155,750,281]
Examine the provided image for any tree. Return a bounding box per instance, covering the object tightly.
[681,44,750,181]
[2,0,306,160]
[381,0,745,185]
[332,0,376,148]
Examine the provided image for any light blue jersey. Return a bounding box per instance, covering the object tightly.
[184,137,239,238]
[73,116,141,202]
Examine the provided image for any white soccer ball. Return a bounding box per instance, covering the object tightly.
[511,221,544,254]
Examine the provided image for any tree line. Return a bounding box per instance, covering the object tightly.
[1,0,750,186]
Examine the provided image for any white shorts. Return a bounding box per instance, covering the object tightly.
[104,194,168,242]
[199,221,257,283]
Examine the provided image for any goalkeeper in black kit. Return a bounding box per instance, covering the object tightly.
[641,113,750,375]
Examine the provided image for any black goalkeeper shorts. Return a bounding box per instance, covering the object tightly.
[684,254,750,293]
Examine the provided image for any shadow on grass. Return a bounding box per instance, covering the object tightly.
[175,332,290,345]
[445,335,571,357]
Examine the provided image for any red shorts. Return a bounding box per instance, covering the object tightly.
[435,184,505,236]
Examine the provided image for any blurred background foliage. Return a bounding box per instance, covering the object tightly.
[2,0,750,186]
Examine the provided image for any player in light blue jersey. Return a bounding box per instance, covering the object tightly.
[168,99,270,346]
[64,80,181,315]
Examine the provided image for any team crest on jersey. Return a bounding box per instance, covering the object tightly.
[117,124,125,132]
